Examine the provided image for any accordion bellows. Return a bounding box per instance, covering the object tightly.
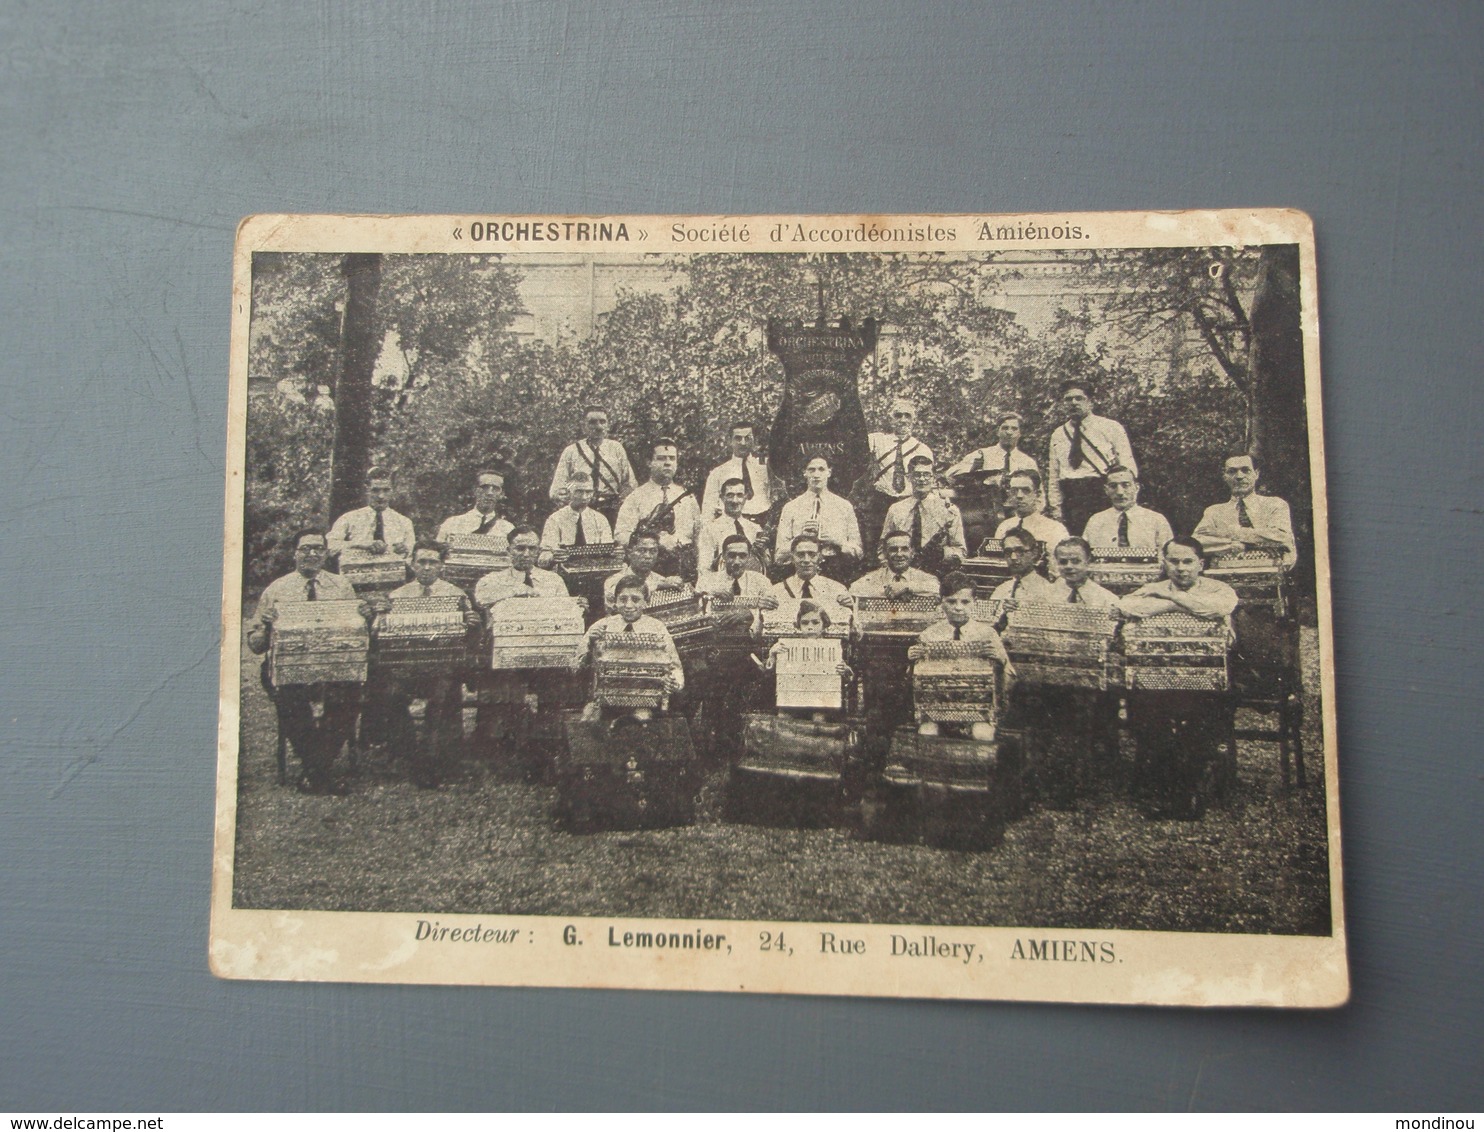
[337,551,407,591]
[1122,612,1231,691]
[442,534,511,589]
[488,596,586,669]
[269,599,370,686]
[373,596,468,674]
[593,631,674,708]
[1003,601,1121,690]
[913,641,998,724]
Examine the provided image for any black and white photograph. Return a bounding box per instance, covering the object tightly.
[211,211,1344,1005]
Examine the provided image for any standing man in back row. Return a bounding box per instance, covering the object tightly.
[549,405,638,529]
[437,466,514,548]
[863,398,933,561]
[1047,380,1136,539]
[700,422,775,525]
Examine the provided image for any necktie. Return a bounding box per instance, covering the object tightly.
[624,622,634,633]
[1068,421,1085,470]
[740,458,754,501]
[801,580,812,599]
[732,578,742,597]
[372,509,385,542]
[306,577,317,601]
[1117,512,1130,548]
[735,519,745,539]
[1237,497,1253,527]
[523,571,534,588]
[660,486,676,534]
[893,573,904,584]
[574,512,587,546]
[891,440,905,493]
[953,625,962,640]
[475,511,499,535]
[910,500,923,551]
[1068,587,1080,603]
[422,584,433,598]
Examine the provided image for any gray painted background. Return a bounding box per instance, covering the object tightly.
[2,0,1480,1112]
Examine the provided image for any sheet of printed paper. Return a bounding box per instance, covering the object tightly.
[212,211,1345,1006]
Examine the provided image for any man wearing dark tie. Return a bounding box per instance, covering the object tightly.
[246,528,369,795]
[700,422,775,524]
[770,534,854,621]
[864,398,933,560]
[1081,465,1173,551]
[849,531,942,601]
[1192,453,1298,567]
[1046,381,1136,538]
[613,438,701,580]
[328,466,415,565]
[549,405,638,527]
[696,477,765,581]
[437,467,515,547]
[988,528,1058,607]
[993,469,1071,577]
[881,454,967,574]
[540,471,614,556]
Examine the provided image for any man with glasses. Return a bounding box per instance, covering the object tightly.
[1193,453,1297,567]
[987,527,1057,608]
[1047,381,1136,539]
[246,528,369,795]
[549,405,638,528]
[881,454,967,575]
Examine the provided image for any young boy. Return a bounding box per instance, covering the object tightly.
[907,572,1012,743]
[575,573,684,723]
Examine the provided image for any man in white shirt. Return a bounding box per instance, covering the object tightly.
[1046,538,1120,608]
[994,469,1071,577]
[247,528,369,795]
[328,466,415,565]
[436,466,514,548]
[699,422,775,523]
[540,471,614,556]
[774,455,863,580]
[602,529,686,613]
[882,454,968,574]
[549,405,638,526]
[1119,537,1240,821]
[1192,452,1298,567]
[771,534,854,616]
[945,411,1041,516]
[696,477,765,579]
[473,525,573,610]
[613,437,701,579]
[381,540,484,788]
[849,531,942,600]
[863,398,933,559]
[989,528,1058,607]
[1082,464,1174,550]
[1046,380,1137,537]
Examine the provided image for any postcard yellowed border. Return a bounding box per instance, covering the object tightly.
[212,211,1346,1006]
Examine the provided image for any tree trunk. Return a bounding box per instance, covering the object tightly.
[328,253,382,522]
[1248,244,1312,593]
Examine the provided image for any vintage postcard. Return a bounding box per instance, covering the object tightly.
[211,211,1346,1006]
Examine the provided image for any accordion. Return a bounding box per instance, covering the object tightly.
[552,542,626,578]
[1122,612,1231,692]
[647,585,717,653]
[1205,548,1289,615]
[592,631,674,709]
[442,534,511,589]
[959,540,1014,595]
[1090,547,1162,594]
[774,638,845,711]
[373,595,469,675]
[488,596,586,669]
[336,551,407,592]
[269,599,370,686]
[738,713,854,781]
[1003,601,1121,690]
[854,596,942,640]
[912,640,999,725]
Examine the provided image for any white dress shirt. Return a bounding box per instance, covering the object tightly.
[436,508,514,547]
[700,455,774,520]
[882,492,968,558]
[848,566,942,599]
[774,490,863,563]
[1044,577,1120,609]
[695,513,763,575]
[867,432,933,497]
[540,506,614,551]
[549,438,638,503]
[328,506,416,562]
[1082,505,1174,550]
[474,566,570,609]
[1193,494,1297,567]
[1047,413,1136,514]
[614,481,701,547]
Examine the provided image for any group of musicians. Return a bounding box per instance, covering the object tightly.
[248,379,1299,822]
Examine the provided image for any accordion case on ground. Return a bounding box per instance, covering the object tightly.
[213,210,1346,1008]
